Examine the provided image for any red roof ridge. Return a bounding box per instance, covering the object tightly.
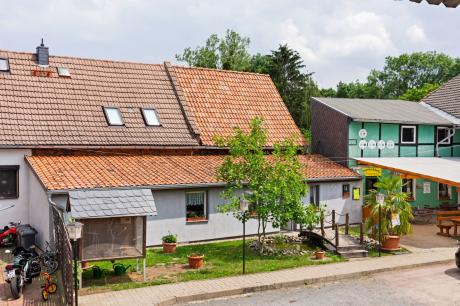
[0,48,167,67]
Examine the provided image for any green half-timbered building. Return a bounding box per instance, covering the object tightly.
[311,97,460,210]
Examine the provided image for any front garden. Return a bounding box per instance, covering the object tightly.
[80,235,343,295]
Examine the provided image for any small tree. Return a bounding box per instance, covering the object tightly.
[216,118,312,252]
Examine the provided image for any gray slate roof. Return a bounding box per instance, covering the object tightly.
[422,75,460,119]
[69,188,157,219]
[312,97,453,125]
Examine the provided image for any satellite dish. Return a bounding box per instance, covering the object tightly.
[368,140,377,150]
[359,140,367,150]
[387,140,395,149]
[358,129,367,138]
[377,140,386,150]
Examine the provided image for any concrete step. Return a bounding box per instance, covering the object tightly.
[339,249,368,259]
[337,244,365,252]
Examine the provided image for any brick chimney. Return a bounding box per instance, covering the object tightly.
[36,39,49,66]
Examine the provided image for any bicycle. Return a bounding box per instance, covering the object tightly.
[40,242,59,274]
[40,272,57,301]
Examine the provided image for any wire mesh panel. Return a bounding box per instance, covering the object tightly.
[81,216,145,261]
[51,205,74,305]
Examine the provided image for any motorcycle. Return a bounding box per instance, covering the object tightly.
[3,247,41,299]
[0,221,19,246]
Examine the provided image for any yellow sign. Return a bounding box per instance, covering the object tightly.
[353,187,361,200]
[362,167,382,177]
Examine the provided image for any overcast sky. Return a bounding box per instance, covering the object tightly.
[1,0,459,87]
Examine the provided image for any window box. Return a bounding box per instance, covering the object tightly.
[186,217,208,223]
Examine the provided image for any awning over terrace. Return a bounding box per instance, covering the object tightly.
[356,157,460,188]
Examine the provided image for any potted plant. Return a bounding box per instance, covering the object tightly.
[161,232,177,253]
[364,175,413,251]
[314,250,326,260]
[187,253,204,269]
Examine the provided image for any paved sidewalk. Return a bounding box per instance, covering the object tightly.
[80,247,456,306]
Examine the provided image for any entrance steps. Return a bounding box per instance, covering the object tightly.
[336,235,368,258]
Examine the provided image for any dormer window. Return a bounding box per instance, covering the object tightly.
[141,108,160,126]
[57,67,70,77]
[103,107,124,126]
[0,59,9,72]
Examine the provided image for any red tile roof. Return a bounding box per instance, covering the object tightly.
[0,50,198,147]
[26,154,360,191]
[173,66,305,146]
[0,49,304,148]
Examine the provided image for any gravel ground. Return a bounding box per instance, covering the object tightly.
[186,263,460,306]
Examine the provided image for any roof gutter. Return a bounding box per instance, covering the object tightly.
[42,176,361,193]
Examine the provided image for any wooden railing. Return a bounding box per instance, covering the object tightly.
[319,209,364,249]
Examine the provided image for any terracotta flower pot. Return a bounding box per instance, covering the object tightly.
[188,255,204,269]
[315,250,326,260]
[162,243,177,254]
[381,235,401,251]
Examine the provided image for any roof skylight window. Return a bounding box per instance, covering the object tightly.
[141,108,160,126]
[103,107,124,126]
[57,67,70,77]
[0,59,9,72]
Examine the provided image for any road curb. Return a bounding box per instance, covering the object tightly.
[155,257,454,306]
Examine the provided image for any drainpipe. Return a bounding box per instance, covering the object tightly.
[47,194,58,248]
[436,127,456,157]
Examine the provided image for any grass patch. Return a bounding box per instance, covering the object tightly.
[81,239,344,293]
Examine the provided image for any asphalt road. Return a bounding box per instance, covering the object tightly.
[186,262,460,306]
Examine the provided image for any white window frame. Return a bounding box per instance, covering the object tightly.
[141,108,160,126]
[103,107,124,126]
[0,58,9,72]
[438,183,452,200]
[401,125,416,144]
[437,127,451,145]
[185,191,207,222]
[402,178,416,201]
[309,185,320,206]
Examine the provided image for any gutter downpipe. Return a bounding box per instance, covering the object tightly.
[47,194,59,248]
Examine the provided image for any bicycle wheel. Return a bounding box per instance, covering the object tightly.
[44,260,59,274]
[49,283,57,294]
[42,289,49,301]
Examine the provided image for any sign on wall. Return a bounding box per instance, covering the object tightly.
[359,140,367,150]
[359,129,368,138]
[386,140,395,149]
[352,187,361,200]
[362,167,382,177]
[377,140,386,150]
[368,140,377,150]
[423,182,431,194]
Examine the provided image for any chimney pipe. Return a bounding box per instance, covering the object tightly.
[36,38,49,66]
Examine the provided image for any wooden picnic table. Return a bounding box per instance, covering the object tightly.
[450,216,460,237]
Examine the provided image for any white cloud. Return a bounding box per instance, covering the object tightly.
[317,11,395,58]
[406,24,427,43]
[279,19,319,62]
[0,0,457,88]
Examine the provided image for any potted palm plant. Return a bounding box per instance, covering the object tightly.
[161,232,177,253]
[364,175,413,251]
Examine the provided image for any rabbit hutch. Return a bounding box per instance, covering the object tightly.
[67,189,157,282]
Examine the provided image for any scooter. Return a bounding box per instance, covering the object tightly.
[0,221,19,246]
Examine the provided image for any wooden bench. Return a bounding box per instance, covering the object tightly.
[436,211,460,237]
